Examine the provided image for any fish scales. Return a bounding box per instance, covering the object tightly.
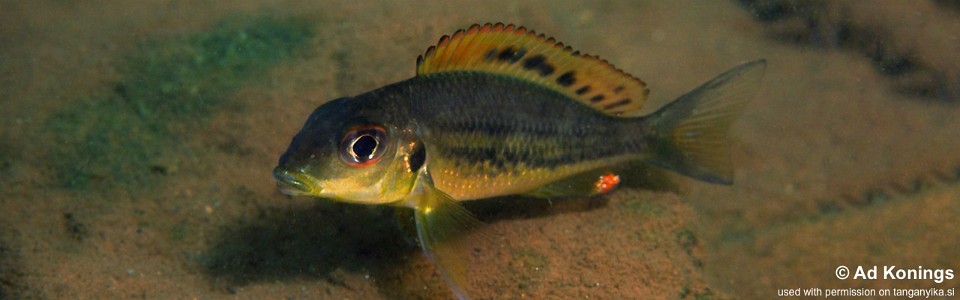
[408,74,640,162]
[362,72,645,198]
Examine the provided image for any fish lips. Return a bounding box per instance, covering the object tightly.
[272,167,315,196]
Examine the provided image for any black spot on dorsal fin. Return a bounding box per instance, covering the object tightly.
[556,71,576,87]
[417,23,650,116]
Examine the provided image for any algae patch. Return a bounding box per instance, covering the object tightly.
[47,16,313,189]
[510,248,549,291]
[620,198,664,216]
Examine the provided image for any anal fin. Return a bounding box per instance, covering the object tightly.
[525,162,679,198]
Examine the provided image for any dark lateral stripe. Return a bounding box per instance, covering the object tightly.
[438,120,563,138]
[441,142,625,170]
[443,146,574,169]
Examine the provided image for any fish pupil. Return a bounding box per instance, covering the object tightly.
[351,135,378,160]
[339,125,387,166]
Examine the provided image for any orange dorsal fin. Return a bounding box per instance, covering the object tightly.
[416,23,649,116]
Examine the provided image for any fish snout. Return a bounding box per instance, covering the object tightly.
[272,167,313,195]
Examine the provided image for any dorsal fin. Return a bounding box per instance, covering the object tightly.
[417,23,650,116]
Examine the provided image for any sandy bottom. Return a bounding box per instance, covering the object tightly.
[1,0,959,299]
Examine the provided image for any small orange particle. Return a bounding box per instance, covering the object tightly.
[593,172,621,194]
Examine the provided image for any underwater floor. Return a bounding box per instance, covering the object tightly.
[2,0,959,298]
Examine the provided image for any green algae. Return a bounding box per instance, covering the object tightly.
[510,248,549,291]
[620,198,664,216]
[168,221,189,242]
[46,16,313,189]
[675,229,698,250]
[121,17,312,122]
[512,249,548,271]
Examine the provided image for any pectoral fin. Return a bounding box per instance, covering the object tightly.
[407,168,487,300]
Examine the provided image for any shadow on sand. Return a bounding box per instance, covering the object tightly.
[202,164,678,297]
[202,200,413,291]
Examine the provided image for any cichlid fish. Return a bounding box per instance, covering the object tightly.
[273,23,764,298]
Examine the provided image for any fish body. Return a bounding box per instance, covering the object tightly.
[273,23,765,299]
[290,72,647,201]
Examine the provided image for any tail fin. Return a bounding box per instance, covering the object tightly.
[643,60,766,184]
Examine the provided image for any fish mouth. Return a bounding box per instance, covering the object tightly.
[272,167,316,196]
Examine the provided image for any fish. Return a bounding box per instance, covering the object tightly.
[273,23,765,299]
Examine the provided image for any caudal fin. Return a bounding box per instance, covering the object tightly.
[643,60,766,184]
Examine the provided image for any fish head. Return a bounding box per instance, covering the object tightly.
[273,97,421,205]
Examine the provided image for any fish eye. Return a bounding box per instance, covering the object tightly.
[339,125,387,167]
